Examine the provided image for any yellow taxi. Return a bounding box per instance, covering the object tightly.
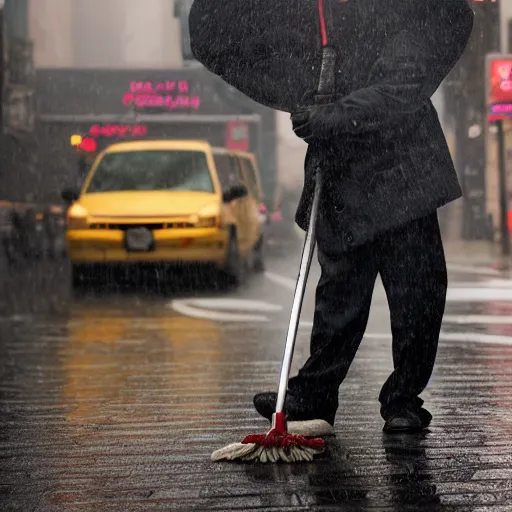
[62,140,265,287]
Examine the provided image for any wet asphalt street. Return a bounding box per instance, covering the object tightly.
[2,239,512,511]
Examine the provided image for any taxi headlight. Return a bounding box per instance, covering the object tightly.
[196,216,218,228]
[67,204,89,230]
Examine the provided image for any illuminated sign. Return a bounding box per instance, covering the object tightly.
[70,136,97,153]
[122,80,201,110]
[89,124,149,138]
[70,124,149,154]
[488,56,512,122]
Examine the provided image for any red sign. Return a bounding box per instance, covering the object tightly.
[488,57,512,122]
[225,122,249,151]
[122,80,201,111]
[79,137,97,153]
[89,124,148,138]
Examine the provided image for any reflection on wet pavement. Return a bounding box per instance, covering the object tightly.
[2,261,512,510]
[1,288,512,511]
[242,435,444,509]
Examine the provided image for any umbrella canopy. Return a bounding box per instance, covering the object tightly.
[189,0,472,114]
[189,0,324,112]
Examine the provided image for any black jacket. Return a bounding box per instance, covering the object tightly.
[190,0,474,251]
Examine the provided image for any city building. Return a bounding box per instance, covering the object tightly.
[29,0,182,68]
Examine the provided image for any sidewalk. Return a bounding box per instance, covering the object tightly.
[443,239,512,271]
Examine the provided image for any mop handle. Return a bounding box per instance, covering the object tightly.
[275,0,336,414]
[275,171,322,414]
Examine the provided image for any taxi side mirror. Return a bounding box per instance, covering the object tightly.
[61,187,79,202]
[223,184,249,203]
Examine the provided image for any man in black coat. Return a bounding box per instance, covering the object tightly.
[190,0,474,431]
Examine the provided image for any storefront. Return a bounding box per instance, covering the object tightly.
[35,67,277,206]
[486,55,512,240]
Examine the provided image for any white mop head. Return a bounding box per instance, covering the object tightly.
[211,441,324,462]
[211,418,332,463]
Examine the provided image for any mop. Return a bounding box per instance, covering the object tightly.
[211,0,337,463]
[211,171,328,463]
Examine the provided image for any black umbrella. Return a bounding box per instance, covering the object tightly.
[189,0,326,112]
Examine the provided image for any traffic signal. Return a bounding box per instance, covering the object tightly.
[70,134,97,153]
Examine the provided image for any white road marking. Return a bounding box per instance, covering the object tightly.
[440,332,512,344]
[443,315,512,324]
[446,288,512,301]
[169,298,282,323]
[448,279,512,288]
[364,332,512,346]
[187,298,282,312]
[171,301,268,322]
[167,276,512,346]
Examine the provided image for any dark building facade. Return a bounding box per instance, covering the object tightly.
[35,67,277,207]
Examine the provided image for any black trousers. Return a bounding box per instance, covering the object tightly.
[288,213,447,420]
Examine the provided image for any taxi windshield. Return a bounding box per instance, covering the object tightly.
[85,150,214,193]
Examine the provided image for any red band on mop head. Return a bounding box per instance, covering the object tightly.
[241,431,325,450]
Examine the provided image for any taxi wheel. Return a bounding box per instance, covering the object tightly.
[223,232,246,287]
[252,236,265,273]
